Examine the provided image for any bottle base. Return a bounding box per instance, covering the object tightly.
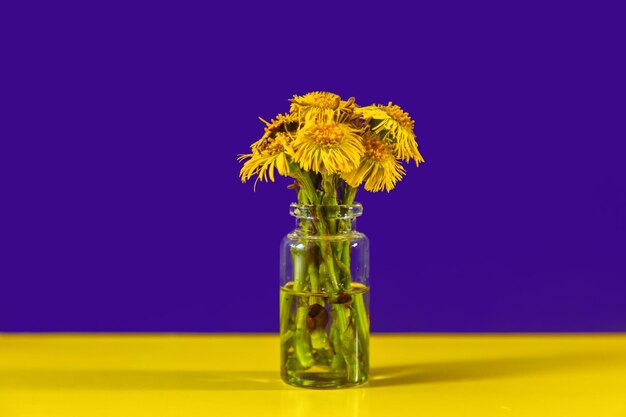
[281,371,368,389]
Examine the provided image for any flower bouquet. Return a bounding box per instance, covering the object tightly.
[238,91,423,388]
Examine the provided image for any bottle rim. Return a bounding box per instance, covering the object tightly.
[289,203,363,220]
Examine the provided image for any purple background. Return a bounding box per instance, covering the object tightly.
[2,2,625,332]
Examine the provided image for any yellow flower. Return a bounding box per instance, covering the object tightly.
[357,102,424,165]
[292,120,364,174]
[251,113,299,151]
[341,132,406,192]
[238,132,294,185]
[289,91,341,121]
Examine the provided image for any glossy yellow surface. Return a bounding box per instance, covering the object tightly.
[1,334,625,416]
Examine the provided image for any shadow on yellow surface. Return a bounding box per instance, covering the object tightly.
[370,349,623,388]
[0,370,283,391]
[1,349,621,391]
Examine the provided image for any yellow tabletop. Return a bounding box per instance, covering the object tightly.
[1,334,625,416]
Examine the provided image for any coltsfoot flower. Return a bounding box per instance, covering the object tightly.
[238,132,294,185]
[290,91,341,121]
[251,113,299,151]
[342,132,406,192]
[292,120,364,174]
[357,102,424,165]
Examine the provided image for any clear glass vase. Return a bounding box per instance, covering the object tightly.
[280,203,370,389]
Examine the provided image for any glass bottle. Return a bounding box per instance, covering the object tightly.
[280,203,369,388]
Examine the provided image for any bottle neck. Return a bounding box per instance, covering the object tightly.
[295,217,357,236]
[290,203,362,237]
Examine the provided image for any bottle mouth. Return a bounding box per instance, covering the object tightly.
[289,203,363,220]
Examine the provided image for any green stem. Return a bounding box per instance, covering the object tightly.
[279,290,292,335]
[332,304,358,380]
[341,185,357,206]
[352,292,369,359]
[330,323,345,370]
[294,302,314,368]
[292,168,320,205]
[340,185,369,360]
[281,168,320,369]
[308,261,330,351]
[321,174,338,235]
[292,246,314,368]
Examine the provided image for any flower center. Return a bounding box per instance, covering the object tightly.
[291,92,342,114]
[266,140,284,154]
[309,123,344,147]
[310,95,339,109]
[364,137,388,162]
[384,104,414,130]
[258,133,287,155]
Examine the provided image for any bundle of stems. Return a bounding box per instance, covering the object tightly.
[280,170,369,381]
